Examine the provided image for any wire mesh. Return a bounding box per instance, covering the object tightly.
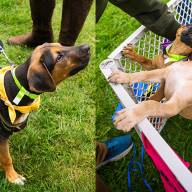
[117,0,192,131]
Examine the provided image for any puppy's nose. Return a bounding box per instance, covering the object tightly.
[80,44,90,53]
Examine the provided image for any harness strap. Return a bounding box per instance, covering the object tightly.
[0,107,29,132]
[11,68,38,105]
[5,97,40,124]
[0,66,40,124]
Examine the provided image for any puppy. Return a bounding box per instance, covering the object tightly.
[109,61,192,132]
[122,25,192,70]
[108,26,192,132]
[121,25,192,101]
[0,43,90,185]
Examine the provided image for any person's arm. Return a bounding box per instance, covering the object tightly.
[99,0,180,40]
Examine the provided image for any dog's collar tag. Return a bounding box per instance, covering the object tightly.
[11,68,39,105]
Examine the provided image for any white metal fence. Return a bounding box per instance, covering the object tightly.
[100,0,192,190]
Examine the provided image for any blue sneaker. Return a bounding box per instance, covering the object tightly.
[97,134,133,169]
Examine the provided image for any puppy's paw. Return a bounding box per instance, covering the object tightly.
[122,44,138,60]
[114,108,144,132]
[7,172,26,185]
[108,70,131,84]
[12,176,26,185]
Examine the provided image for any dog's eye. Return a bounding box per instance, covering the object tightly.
[56,54,64,62]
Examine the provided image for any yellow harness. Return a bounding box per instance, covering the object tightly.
[0,66,40,124]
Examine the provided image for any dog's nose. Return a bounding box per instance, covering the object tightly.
[80,44,90,53]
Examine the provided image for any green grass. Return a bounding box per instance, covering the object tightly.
[1,1,192,191]
[0,0,95,191]
[96,2,192,192]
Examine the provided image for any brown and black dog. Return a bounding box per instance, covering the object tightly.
[0,43,90,185]
[122,26,192,70]
[109,25,192,132]
[122,25,192,101]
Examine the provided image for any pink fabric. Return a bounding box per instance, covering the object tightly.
[142,133,190,192]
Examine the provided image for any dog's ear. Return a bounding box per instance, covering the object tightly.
[27,51,56,93]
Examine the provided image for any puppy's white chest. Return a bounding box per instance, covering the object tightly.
[164,62,192,99]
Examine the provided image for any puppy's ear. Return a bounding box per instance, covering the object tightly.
[27,52,56,93]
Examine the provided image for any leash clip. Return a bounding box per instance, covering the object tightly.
[0,40,14,67]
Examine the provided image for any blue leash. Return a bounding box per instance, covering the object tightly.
[127,144,154,192]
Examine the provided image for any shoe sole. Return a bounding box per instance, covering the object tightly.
[96,143,133,170]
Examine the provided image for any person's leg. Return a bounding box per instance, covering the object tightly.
[108,0,180,40]
[96,0,108,23]
[96,173,111,192]
[96,142,108,165]
[96,135,133,169]
[8,0,55,47]
[96,142,111,192]
[59,0,93,46]
[96,135,133,191]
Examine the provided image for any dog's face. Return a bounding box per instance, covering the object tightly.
[174,25,192,55]
[175,25,192,46]
[27,43,90,93]
[180,25,192,47]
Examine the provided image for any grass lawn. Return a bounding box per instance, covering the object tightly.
[96,2,192,192]
[0,0,95,191]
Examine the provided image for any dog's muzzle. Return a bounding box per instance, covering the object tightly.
[69,45,90,76]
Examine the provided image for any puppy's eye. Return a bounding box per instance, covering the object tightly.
[56,54,64,62]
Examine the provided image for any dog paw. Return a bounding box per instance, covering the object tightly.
[108,70,131,84]
[122,44,137,60]
[114,108,144,132]
[12,176,26,185]
[7,172,26,185]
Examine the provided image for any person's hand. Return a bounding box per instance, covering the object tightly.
[108,70,131,84]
